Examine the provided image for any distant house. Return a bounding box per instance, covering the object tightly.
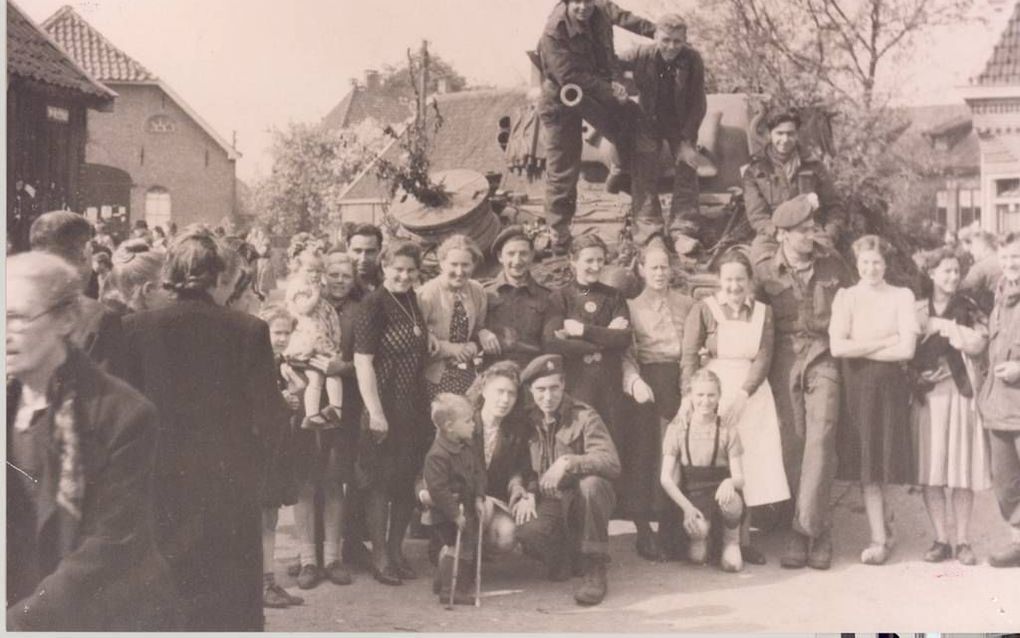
[961,0,1020,233]
[890,104,981,232]
[321,69,413,132]
[336,87,533,227]
[6,0,116,251]
[43,5,240,234]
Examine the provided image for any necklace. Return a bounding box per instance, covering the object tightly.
[386,287,423,337]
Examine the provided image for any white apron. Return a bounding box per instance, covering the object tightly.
[704,296,790,506]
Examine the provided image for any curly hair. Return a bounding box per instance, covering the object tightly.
[437,234,482,265]
[465,360,522,411]
[852,234,896,262]
[258,304,297,330]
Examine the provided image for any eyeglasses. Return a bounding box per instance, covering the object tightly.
[6,301,67,331]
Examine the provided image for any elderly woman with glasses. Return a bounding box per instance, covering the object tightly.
[6,252,179,631]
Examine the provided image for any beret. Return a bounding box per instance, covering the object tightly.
[521,354,564,385]
[491,224,532,258]
[773,193,819,230]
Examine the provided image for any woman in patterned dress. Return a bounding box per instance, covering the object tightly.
[354,240,433,586]
[419,235,489,400]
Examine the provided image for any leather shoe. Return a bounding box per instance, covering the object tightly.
[780,531,809,569]
[923,541,952,563]
[955,543,977,566]
[263,583,295,608]
[324,560,353,585]
[393,555,417,580]
[988,542,1020,568]
[807,530,832,570]
[574,558,608,606]
[342,540,373,570]
[741,544,767,566]
[372,563,403,586]
[296,564,322,590]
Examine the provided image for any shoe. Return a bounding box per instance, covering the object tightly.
[324,560,353,585]
[324,405,343,427]
[988,542,1020,568]
[574,558,608,606]
[923,541,952,563]
[780,530,809,569]
[807,530,832,570]
[342,540,373,570]
[286,562,301,577]
[955,543,977,566]
[371,563,403,586]
[741,544,767,566]
[296,564,322,589]
[635,530,663,562]
[860,541,891,565]
[301,414,329,430]
[393,555,418,580]
[263,583,293,609]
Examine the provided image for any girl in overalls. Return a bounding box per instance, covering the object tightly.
[681,251,789,564]
[661,369,746,572]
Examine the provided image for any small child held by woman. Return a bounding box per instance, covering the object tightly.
[660,369,746,572]
[285,251,343,429]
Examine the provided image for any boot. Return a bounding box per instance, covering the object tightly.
[435,548,475,605]
[780,529,809,569]
[574,556,608,606]
[263,573,297,608]
[719,526,743,573]
[808,529,833,570]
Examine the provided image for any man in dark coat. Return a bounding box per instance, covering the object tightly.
[537,0,655,251]
[7,252,178,631]
[618,14,707,247]
[743,111,846,265]
[122,282,287,630]
[29,210,125,376]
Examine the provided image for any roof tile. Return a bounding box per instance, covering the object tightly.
[977,1,1020,86]
[42,4,156,82]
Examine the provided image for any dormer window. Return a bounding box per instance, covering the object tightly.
[147,115,177,134]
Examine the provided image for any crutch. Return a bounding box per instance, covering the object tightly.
[447,503,464,610]
[474,509,483,607]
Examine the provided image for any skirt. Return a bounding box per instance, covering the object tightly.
[912,376,991,490]
[838,359,914,484]
[619,362,680,519]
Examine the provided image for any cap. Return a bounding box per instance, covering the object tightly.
[773,193,819,230]
[521,354,564,386]
[491,224,532,258]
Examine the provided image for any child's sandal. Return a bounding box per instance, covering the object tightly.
[301,413,328,430]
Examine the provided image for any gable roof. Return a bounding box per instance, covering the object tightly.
[321,83,413,131]
[42,5,240,160]
[976,0,1020,86]
[891,103,980,175]
[6,0,115,105]
[341,87,530,201]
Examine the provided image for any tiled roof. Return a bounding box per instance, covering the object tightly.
[321,84,413,131]
[6,0,115,101]
[41,5,155,82]
[891,104,980,174]
[342,88,530,200]
[976,1,1020,86]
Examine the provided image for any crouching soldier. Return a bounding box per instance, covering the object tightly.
[618,13,707,249]
[423,394,488,605]
[744,110,846,266]
[516,354,621,606]
[538,0,656,253]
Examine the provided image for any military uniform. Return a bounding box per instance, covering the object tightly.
[618,43,707,245]
[516,393,621,564]
[537,0,655,241]
[755,247,851,539]
[483,271,555,369]
[743,145,845,265]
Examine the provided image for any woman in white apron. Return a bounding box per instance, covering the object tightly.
[682,251,790,563]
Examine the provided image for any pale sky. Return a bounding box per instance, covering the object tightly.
[16,0,1013,181]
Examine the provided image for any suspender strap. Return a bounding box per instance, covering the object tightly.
[683,417,722,468]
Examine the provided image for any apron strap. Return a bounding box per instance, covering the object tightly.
[704,296,726,325]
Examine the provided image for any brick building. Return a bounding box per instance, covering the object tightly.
[43,5,240,234]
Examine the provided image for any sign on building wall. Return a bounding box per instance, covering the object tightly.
[46,106,70,122]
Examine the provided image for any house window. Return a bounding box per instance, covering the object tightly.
[998,203,1020,232]
[935,189,949,227]
[145,187,172,230]
[958,189,981,227]
[147,115,177,134]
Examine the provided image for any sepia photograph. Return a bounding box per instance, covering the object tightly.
[4,0,1020,632]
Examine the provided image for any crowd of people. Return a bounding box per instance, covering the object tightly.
[7,0,1020,632]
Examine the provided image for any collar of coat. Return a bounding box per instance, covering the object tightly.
[493,270,546,295]
[527,393,579,440]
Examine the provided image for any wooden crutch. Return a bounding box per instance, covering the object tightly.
[474,509,483,607]
[447,503,464,610]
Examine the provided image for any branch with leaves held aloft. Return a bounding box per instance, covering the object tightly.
[374,48,450,208]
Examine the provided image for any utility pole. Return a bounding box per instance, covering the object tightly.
[418,39,430,124]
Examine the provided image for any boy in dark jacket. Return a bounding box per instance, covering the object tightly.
[423,393,487,604]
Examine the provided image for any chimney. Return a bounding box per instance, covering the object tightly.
[436,76,448,94]
[364,69,380,90]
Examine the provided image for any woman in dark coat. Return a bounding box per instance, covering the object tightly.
[6,252,179,631]
[354,240,432,585]
[122,230,287,630]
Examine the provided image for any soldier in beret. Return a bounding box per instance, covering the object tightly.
[515,354,621,606]
[754,194,852,570]
[481,226,556,370]
[744,110,846,266]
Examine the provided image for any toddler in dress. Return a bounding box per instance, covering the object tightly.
[285,273,343,429]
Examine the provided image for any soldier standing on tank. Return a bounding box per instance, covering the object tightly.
[618,14,707,251]
[537,0,656,254]
[744,110,846,266]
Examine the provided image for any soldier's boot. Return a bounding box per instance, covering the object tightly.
[719,525,743,573]
[574,556,608,606]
